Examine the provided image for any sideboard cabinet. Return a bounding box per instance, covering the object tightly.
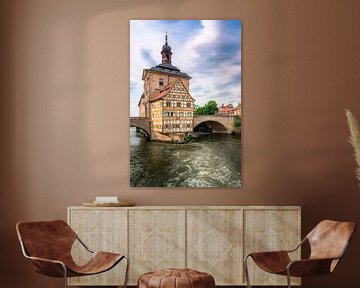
[67,206,301,286]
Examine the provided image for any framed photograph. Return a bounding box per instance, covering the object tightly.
[130,20,241,187]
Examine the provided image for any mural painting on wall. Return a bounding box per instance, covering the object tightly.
[130,20,241,187]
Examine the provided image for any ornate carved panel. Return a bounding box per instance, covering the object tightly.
[67,206,300,286]
[187,209,243,285]
[244,209,301,286]
[68,208,127,286]
[128,209,186,284]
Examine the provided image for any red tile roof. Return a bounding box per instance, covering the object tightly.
[150,78,194,102]
[149,81,177,102]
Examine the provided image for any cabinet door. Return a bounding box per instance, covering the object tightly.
[244,209,301,286]
[68,208,127,286]
[128,209,186,284]
[187,209,243,285]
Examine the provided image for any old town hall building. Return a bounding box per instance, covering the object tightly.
[138,35,195,141]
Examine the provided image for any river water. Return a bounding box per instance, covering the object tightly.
[130,127,241,187]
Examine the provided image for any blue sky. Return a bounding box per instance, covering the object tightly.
[130,20,241,116]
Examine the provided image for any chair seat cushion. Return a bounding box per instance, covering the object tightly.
[138,268,215,288]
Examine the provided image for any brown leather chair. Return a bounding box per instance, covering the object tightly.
[244,220,356,288]
[16,220,129,288]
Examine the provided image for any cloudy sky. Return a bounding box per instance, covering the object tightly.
[130,20,241,117]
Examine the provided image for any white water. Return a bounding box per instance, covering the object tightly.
[130,128,241,187]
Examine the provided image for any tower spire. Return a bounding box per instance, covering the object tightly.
[161,33,172,64]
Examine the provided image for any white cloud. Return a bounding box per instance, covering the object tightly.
[178,20,221,70]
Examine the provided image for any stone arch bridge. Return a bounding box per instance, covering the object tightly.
[130,115,236,139]
[130,117,151,136]
[193,115,236,133]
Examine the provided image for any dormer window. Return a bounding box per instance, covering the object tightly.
[159,78,164,86]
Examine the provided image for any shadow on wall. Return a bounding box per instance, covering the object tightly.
[0,1,192,288]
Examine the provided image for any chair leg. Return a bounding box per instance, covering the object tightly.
[62,264,68,288]
[244,255,252,288]
[123,255,130,288]
[286,269,291,288]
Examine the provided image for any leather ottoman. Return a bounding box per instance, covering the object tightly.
[138,268,215,288]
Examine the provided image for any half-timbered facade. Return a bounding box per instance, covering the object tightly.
[151,79,194,134]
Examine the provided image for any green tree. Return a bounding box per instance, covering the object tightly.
[204,100,218,115]
[194,101,218,115]
[194,105,205,115]
[234,115,241,127]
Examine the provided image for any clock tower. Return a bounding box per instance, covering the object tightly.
[138,33,195,142]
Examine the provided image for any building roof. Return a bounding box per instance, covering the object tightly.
[149,82,176,102]
[218,103,241,114]
[150,78,195,102]
[148,64,191,78]
[137,92,145,107]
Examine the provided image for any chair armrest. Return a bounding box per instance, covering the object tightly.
[25,255,67,278]
[245,237,306,259]
[19,240,67,277]
[286,237,307,253]
[247,250,290,258]
[26,255,65,265]
[76,236,94,253]
[287,258,336,277]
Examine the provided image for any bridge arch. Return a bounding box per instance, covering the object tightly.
[193,115,235,133]
[130,126,150,137]
[130,117,151,137]
[193,120,227,133]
